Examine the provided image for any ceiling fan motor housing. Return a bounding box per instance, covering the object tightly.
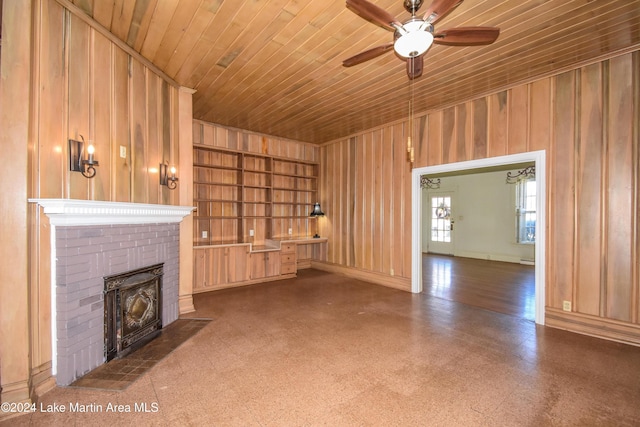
[404,0,424,14]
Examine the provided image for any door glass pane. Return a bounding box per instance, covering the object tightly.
[431,196,451,243]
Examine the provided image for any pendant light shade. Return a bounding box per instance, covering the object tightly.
[309,203,325,217]
[394,20,433,58]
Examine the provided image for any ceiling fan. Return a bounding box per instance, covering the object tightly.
[342,0,500,79]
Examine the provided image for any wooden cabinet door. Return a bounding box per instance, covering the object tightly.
[227,245,250,283]
[250,253,266,279]
[193,247,228,290]
[250,252,281,279]
[265,252,280,277]
[194,246,250,290]
[193,248,209,291]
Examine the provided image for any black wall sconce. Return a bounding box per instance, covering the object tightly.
[69,135,99,178]
[159,162,178,190]
[309,202,325,238]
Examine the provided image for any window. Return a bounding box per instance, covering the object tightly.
[516,179,536,244]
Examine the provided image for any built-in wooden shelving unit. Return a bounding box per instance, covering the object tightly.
[193,145,319,246]
[192,145,326,293]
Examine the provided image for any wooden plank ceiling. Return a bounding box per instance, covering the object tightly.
[69,0,640,144]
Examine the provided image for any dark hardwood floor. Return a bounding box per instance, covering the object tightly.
[422,253,535,321]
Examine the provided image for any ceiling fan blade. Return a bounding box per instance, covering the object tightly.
[422,0,463,24]
[433,27,500,46]
[406,55,424,80]
[343,43,395,67]
[346,0,402,31]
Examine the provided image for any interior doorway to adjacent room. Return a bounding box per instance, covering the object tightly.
[411,151,546,325]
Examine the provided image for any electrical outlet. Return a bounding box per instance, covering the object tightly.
[119,146,127,158]
[288,228,292,235]
[201,231,208,239]
[390,268,394,276]
[249,229,254,237]
[562,300,572,312]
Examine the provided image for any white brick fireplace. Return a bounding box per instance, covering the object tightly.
[29,199,193,386]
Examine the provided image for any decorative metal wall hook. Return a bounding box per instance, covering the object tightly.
[69,135,99,178]
[420,176,441,189]
[159,163,178,190]
[506,165,535,184]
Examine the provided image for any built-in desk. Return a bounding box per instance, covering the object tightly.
[193,237,328,293]
[268,237,328,270]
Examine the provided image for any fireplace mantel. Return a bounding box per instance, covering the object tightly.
[29,199,194,226]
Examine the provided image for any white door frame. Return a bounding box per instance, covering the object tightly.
[411,150,546,325]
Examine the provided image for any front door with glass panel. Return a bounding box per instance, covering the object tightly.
[429,194,454,255]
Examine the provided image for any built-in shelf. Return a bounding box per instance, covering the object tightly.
[193,145,319,246]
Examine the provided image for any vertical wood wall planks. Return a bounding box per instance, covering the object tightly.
[473,98,488,159]
[112,48,131,202]
[354,136,364,269]
[381,126,393,275]
[635,51,640,325]
[416,115,428,167]
[550,70,576,309]
[634,51,640,325]
[427,111,442,166]
[393,123,407,278]
[372,129,382,273]
[130,61,148,203]
[348,137,357,267]
[162,81,175,206]
[33,0,181,205]
[340,137,350,265]
[508,84,529,154]
[455,103,469,162]
[576,63,604,316]
[487,91,508,158]
[605,55,634,321]
[91,30,112,201]
[362,132,373,271]
[529,79,551,152]
[67,12,91,200]
[401,122,412,277]
[38,0,66,198]
[442,107,455,163]
[146,73,160,205]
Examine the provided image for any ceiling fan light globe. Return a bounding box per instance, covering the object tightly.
[394,29,433,58]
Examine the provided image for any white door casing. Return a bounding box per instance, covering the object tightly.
[411,151,546,325]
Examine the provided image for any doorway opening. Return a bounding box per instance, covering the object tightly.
[411,151,546,325]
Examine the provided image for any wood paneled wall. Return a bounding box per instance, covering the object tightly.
[319,128,413,287]
[193,119,319,163]
[1,0,189,406]
[33,0,180,204]
[320,51,640,343]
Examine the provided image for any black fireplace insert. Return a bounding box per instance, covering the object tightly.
[104,264,163,361]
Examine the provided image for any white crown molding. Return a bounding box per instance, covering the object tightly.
[29,199,195,226]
